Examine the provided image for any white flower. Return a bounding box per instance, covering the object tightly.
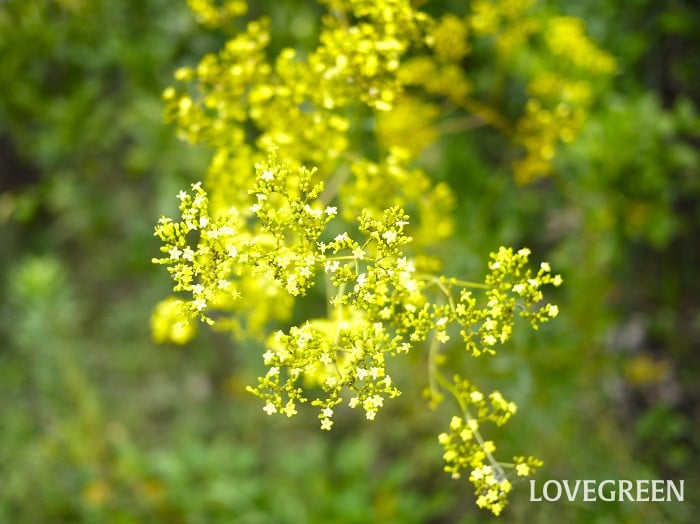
[304,203,322,217]
[283,401,297,417]
[325,260,340,273]
[436,331,450,343]
[263,403,277,415]
[192,194,205,208]
[286,275,299,295]
[382,230,397,244]
[512,283,526,295]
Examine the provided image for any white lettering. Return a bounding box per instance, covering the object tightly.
[582,480,596,501]
[598,479,616,502]
[668,480,684,502]
[562,480,581,501]
[530,480,542,502]
[651,480,665,501]
[619,480,634,501]
[542,480,562,502]
[637,480,649,501]
[527,479,685,503]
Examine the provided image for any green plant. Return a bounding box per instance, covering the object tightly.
[148,0,621,514]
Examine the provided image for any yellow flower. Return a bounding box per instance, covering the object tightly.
[150,297,197,345]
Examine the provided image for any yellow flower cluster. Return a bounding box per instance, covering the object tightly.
[161,0,447,235]
[153,0,573,515]
[154,143,561,426]
[248,317,404,429]
[152,182,242,324]
[513,99,587,183]
[510,16,616,183]
[394,13,473,112]
[437,377,542,515]
[455,247,562,356]
[545,17,617,75]
[469,0,535,37]
[150,297,197,345]
[243,202,417,427]
[186,0,247,28]
[430,14,471,63]
[247,154,335,296]
[375,95,440,156]
[339,149,455,253]
[155,151,560,515]
[459,0,616,183]
[398,56,472,105]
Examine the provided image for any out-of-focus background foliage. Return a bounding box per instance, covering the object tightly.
[1,0,698,522]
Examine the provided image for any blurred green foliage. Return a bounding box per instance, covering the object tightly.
[1,0,698,522]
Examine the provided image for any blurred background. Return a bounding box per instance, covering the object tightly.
[1,0,698,522]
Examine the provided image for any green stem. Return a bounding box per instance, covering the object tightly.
[449,278,489,289]
[457,97,513,137]
[427,333,441,398]
[327,255,376,263]
[417,273,489,291]
[438,115,488,135]
[319,163,351,206]
[431,359,506,479]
